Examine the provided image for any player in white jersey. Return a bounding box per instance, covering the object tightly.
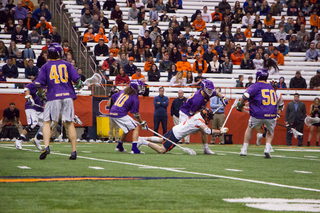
[137,108,229,154]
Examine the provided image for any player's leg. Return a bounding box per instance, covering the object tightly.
[131,125,144,154]
[263,118,277,158]
[16,109,39,150]
[218,114,225,144]
[240,116,260,156]
[201,130,215,155]
[114,123,120,142]
[296,121,304,146]
[256,126,265,146]
[108,118,115,143]
[307,126,315,146]
[211,117,217,144]
[137,136,166,154]
[172,115,181,143]
[179,111,190,144]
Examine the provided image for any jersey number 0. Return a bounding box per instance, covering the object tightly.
[50,64,68,84]
[114,94,129,107]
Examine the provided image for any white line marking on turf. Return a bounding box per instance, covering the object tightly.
[88,166,104,170]
[305,156,318,158]
[275,149,320,152]
[225,169,243,172]
[2,146,320,193]
[294,170,313,174]
[17,166,31,169]
[82,151,92,153]
[139,166,186,170]
[217,153,227,156]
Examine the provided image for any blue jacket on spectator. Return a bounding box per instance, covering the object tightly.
[32,8,52,21]
[210,96,225,114]
[254,29,264,38]
[2,64,18,78]
[154,95,169,117]
[123,63,137,76]
[89,0,101,10]
[259,5,270,15]
[262,32,277,42]
[25,65,39,79]
[306,49,320,61]
[278,44,289,56]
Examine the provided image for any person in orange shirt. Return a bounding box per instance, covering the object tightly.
[193,53,207,73]
[35,16,53,33]
[22,0,34,12]
[244,24,253,38]
[270,47,284,65]
[109,43,120,57]
[83,28,95,44]
[94,28,109,43]
[176,53,192,77]
[264,13,276,28]
[310,9,320,29]
[144,55,154,71]
[230,44,245,65]
[194,46,204,58]
[131,68,146,80]
[211,6,223,22]
[191,14,206,32]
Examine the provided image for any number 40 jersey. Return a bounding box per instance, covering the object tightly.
[109,91,140,118]
[36,60,80,101]
[244,82,279,119]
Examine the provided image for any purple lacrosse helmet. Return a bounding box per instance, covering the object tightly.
[47,43,62,56]
[130,79,145,94]
[200,79,215,97]
[256,68,269,82]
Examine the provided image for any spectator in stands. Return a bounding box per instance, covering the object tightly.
[297,24,310,42]
[277,76,286,88]
[290,71,307,88]
[244,24,252,38]
[253,23,264,38]
[0,7,13,24]
[231,44,244,65]
[109,26,120,42]
[287,0,299,16]
[98,12,109,29]
[302,1,312,16]
[129,45,141,62]
[144,55,154,71]
[36,16,52,33]
[275,25,286,42]
[278,39,289,56]
[101,52,115,74]
[37,22,49,38]
[306,43,320,62]
[2,57,18,78]
[193,53,207,73]
[23,11,36,30]
[32,3,51,21]
[123,57,137,76]
[270,47,284,65]
[149,21,161,34]
[61,39,73,58]
[94,28,108,43]
[253,51,263,69]
[22,41,36,60]
[270,2,280,16]
[159,52,173,75]
[219,0,231,14]
[233,8,244,24]
[149,5,158,23]
[236,75,244,87]
[170,71,186,86]
[117,53,129,70]
[80,9,93,27]
[166,0,177,13]
[310,9,320,30]
[11,1,28,20]
[289,35,300,52]
[284,18,294,33]
[111,5,123,21]
[137,6,146,24]
[191,14,206,32]
[131,68,145,80]
[24,59,38,81]
[77,0,90,5]
[220,26,234,42]
[36,50,47,68]
[200,6,211,23]
[49,26,61,44]
[120,24,133,43]
[94,38,109,57]
[244,0,256,15]
[143,45,153,61]
[76,68,86,82]
[128,3,139,21]
[300,35,311,52]
[148,63,160,81]
[6,0,16,11]
[150,27,161,44]
[240,52,254,69]
[0,41,8,62]
[8,41,18,58]
[11,25,27,44]
[203,45,215,65]
[234,26,246,42]
[262,25,276,42]
[143,31,152,48]
[115,67,130,85]
[259,0,270,15]
[109,42,119,57]
[103,0,116,10]
[13,50,25,68]
[278,15,285,27]
[245,76,253,87]
[0,103,23,135]
[252,14,262,28]
[207,25,219,42]
[241,11,254,28]
[83,27,95,44]
[220,15,231,33]
[264,53,279,75]
[310,70,320,89]
[81,2,90,15]
[169,47,181,63]
[89,0,101,10]
[155,0,165,12]
[90,14,100,33]
[310,28,319,42]
[0,67,6,81]
[17,19,28,37]
[294,17,302,34]
[176,53,192,76]
[138,21,148,37]
[209,54,220,73]
[211,6,223,22]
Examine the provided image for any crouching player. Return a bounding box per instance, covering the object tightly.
[137,108,229,154]
[237,68,278,158]
[35,43,82,160]
[15,82,44,150]
[108,80,148,154]
[179,79,228,154]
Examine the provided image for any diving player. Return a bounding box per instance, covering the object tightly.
[179,79,228,154]
[108,80,148,154]
[237,68,278,158]
[137,108,229,154]
[35,43,82,160]
[14,82,44,150]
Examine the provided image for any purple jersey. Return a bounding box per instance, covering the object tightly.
[180,89,216,116]
[35,60,80,101]
[25,83,44,112]
[244,82,278,119]
[109,91,140,118]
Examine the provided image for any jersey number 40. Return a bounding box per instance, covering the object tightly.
[50,64,68,84]
[261,89,277,106]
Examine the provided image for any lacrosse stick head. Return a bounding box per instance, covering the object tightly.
[305,116,320,127]
[183,147,197,155]
[130,79,145,94]
[291,128,303,139]
[84,73,102,87]
[256,68,269,82]
[201,79,215,97]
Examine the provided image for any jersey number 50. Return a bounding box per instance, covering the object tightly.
[114,94,129,107]
[261,89,277,106]
[50,64,68,84]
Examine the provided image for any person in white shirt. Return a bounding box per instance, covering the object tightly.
[275,25,286,42]
[209,54,220,73]
[202,6,212,23]
[253,52,263,69]
[241,12,254,28]
[170,71,186,86]
[136,108,229,154]
[139,21,148,37]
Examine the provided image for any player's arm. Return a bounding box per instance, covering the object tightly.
[133,113,148,130]
[216,90,228,106]
[199,124,228,135]
[236,88,251,112]
[74,77,83,89]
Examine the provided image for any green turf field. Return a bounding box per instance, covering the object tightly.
[1,142,320,213]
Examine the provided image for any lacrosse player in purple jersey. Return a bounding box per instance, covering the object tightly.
[15,82,45,150]
[35,43,83,160]
[179,79,229,154]
[237,68,278,158]
[108,80,148,154]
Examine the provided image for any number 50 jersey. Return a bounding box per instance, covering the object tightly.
[36,60,80,101]
[109,91,140,118]
[244,82,278,119]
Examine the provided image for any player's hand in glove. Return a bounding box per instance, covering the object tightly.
[221,96,228,106]
[25,95,35,106]
[140,121,148,130]
[236,102,244,112]
[277,113,281,120]
[220,127,229,134]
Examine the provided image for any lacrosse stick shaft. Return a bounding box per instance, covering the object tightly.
[146,128,186,150]
[221,98,239,128]
[212,105,223,114]
[34,103,44,109]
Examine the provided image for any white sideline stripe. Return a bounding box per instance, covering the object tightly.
[276,149,320,152]
[139,166,186,170]
[82,151,92,153]
[17,166,31,169]
[305,156,318,158]
[1,146,320,193]
[294,170,313,174]
[88,166,104,170]
[225,169,243,172]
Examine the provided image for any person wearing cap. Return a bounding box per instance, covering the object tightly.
[262,25,276,42]
[234,26,246,42]
[159,52,174,79]
[22,11,37,30]
[193,52,207,73]
[289,71,307,89]
[244,0,256,15]
[32,2,51,21]
[241,11,254,28]
[230,44,244,65]
[124,57,137,76]
[306,43,320,62]
[191,14,206,32]
[245,76,254,87]
[208,25,220,41]
[310,70,320,89]
[270,47,284,65]
[28,26,41,45]
[211,6,223,22]
[176,53,192,77]
[94,28,109,43]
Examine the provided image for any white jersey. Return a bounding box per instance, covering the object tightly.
[253,59,263,69]
[201,11,212,23]
[173,113,205,140]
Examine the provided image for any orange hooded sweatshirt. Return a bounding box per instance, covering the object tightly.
[191,19,206,32]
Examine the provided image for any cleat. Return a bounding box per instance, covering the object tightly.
[54,138,60,142]
[107,140,113,143]
[239,149,247,156]
[31,138,42,150]
[69,151,77,160]
[185,141,189,144]
[81,139,87,143]
[256,133,263,146]
[131,143,144,154]
[264,148,272,158]
[15,139,22,150]
[89,139,95,143]
[115,141,127,152]
[96,139,102,143]
[76,139,81,142]
[137,137,145,148]
[5,138,10,141]
[203,147,215,155]
[39,147,50,160]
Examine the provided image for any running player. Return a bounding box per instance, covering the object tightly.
[35,43,83,160]
[108,79,148,154]
[256,81,284,146]
[179,79,228,154]
[14,82,44,150]
[137,108,229,153]
[237,68,278,158]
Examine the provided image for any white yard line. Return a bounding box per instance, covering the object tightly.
[294,170,313,174]
[1,146,320,193]
[88,166,104,170]
[17,166,31,169]
[225,169,243,172]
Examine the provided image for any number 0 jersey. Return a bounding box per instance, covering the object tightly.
[172,113,206,140]
[35,60,80,101]
[109,91,140,118]
[244,82,278,119]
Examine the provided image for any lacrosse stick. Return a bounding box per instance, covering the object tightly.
[243,110,303,139]
[84,73,102,87]
[221,98,239,128]
[305,116,320,127]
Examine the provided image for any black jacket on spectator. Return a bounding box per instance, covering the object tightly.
[129,52,141,62]
[15,57,25,68]
[103,0,117,10]
[36,56,47,68]
[123,63,137,76]
[169,52,181,63]
[23,17,37,30]
[11,31,27,44]
[25,66,39,79]
[0,11,13,24]
[289,76,307,88]
[148,70,160,81]
[143,37,152,48]
[171,97,187,117]
[203,52,214,64]
[94,43,109,56]
[3,107,20,120]
[289,40,301,52]
[240,58,254,69]
[220,33,234,42]
[2,64,19,78]
[262,32,277,42]
[76,0,90,5]
[49,32,62,44]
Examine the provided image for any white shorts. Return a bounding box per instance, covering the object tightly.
[43,98,74,122]
[249,116,277,134]
[179,111,189,124]
[25,109,43,128]
[109,115,138,134]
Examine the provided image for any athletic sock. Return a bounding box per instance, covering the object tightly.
[18,134,26,140]
[203,144,208,149]
[141,138,149,145]
[148,136,160,143]
[132,142,138,148]
[266,143,272,150]
[243,142,249,150]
